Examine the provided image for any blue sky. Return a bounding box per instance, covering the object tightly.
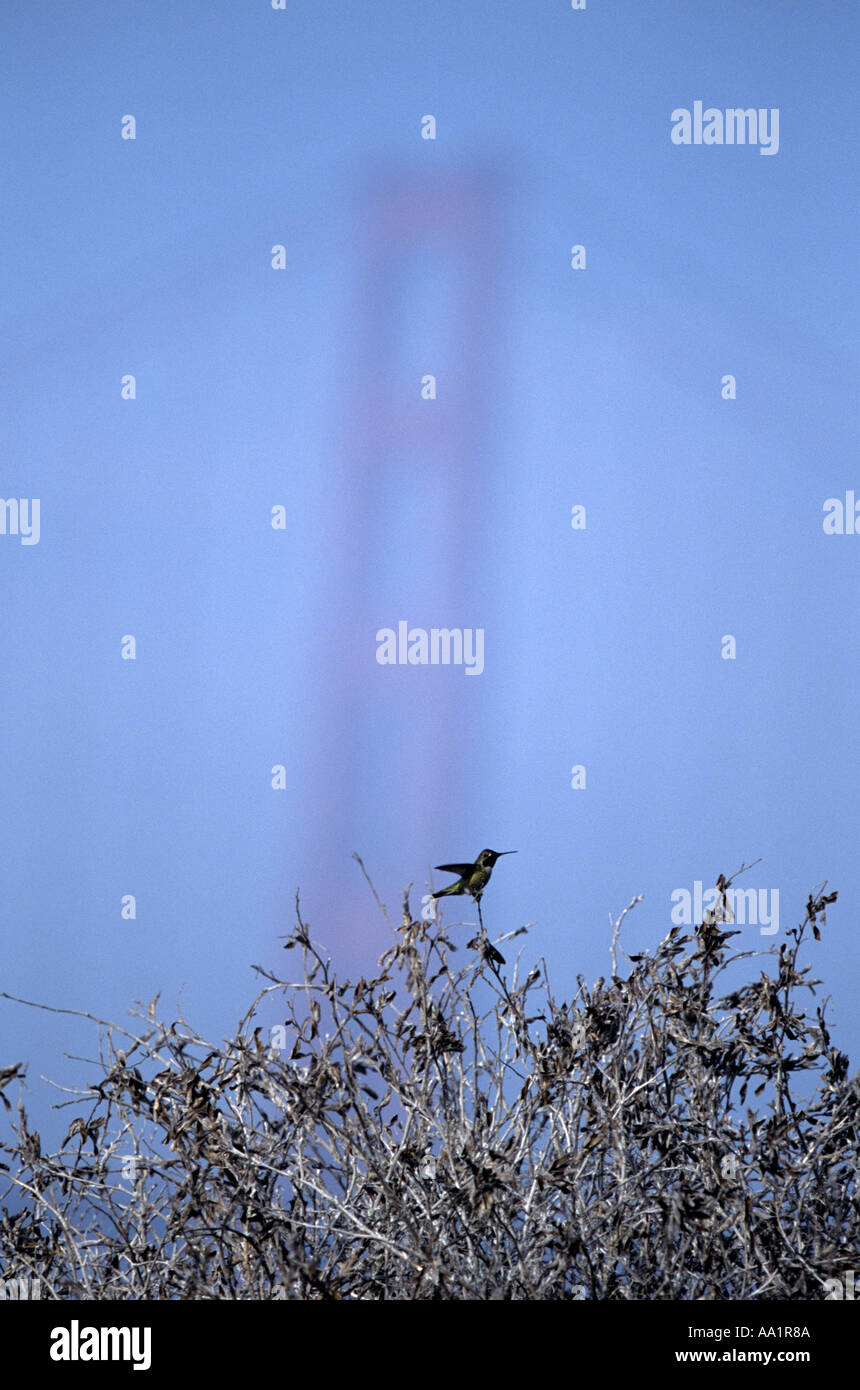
[1,0,857,1137]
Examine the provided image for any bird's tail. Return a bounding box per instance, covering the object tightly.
[431,883,460,899]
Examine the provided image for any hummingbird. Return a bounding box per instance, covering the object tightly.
[432,849,516,905]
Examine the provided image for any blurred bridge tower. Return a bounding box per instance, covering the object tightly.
[300,162,506,938]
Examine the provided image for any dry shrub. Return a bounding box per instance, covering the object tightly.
[0,863,855,1300]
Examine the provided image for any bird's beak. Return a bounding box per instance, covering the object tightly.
[498,850,517,856]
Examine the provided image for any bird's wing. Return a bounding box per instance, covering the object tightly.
[434,862,474,876]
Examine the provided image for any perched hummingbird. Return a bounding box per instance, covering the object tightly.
[432,849,516,905]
